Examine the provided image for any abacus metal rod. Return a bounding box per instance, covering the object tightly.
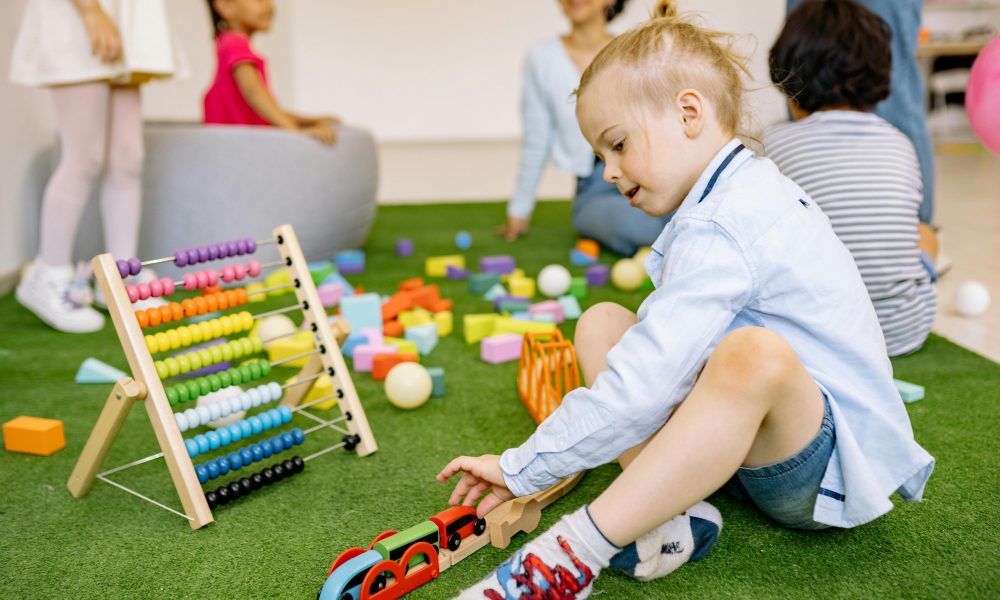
[294,407,350,436]
[261,326,313,346]
[253,303,304,321]
[96,473,193,521]
[99,450,165,477]
[302,440,351,463]
[280,371,325,390]
[247,282,295,297]
[269,348,321,368]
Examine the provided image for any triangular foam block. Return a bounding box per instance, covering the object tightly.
[75,357,128,384]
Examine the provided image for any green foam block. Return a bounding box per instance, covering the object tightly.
[894,378,925,403]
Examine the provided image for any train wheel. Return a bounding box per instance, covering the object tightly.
[370,573,387,594]
[474,518,486,536]
[448,532,462,552]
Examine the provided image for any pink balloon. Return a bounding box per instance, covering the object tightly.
[967,35,1000,156]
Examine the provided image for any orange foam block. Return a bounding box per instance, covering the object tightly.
[399,277,424,291]
[411,284,442,311]
[381,293,414,322]
[3,416,66,456]
[575,239,599,259]
[383,320,405,338]
[372,353,419,381]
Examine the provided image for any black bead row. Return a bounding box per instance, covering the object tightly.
[204,455,305,509]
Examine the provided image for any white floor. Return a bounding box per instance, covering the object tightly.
[931,151,1000,364]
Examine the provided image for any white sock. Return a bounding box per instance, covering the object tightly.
[609,501,723,582]
[456,505,619,600]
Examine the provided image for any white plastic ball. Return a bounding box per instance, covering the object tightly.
[953,281,990,318]
[611,259,645,292]
[537,264,572,298]
[197,385,246,428]
[253,315,297,348]
[384,363,433,410]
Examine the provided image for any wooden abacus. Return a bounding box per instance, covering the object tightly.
[67,224,376,530]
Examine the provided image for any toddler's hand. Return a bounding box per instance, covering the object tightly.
[303,123,338,146]
[80,6,122,64]
[437,454,515,518]
[495,216,530,242]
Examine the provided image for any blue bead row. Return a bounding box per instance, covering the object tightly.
[184,406,293,458]
[195,428,305,483]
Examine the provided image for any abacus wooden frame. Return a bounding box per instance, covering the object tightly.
[67,224,377,529]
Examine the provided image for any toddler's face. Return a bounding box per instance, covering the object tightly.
[559,0,611,25]
[577,72,699,217]
[223,0,274,33]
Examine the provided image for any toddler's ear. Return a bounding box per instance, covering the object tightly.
[676,89,705,138]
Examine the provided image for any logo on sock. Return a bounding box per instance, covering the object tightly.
[661,541,684,555]
[484,536,595,599]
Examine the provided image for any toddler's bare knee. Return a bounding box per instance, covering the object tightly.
[713,328,798,390]
[577,302,629,338]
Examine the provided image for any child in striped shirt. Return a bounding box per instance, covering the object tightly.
[764,0,938,356]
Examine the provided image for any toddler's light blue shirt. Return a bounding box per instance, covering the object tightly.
[500,139,934,528]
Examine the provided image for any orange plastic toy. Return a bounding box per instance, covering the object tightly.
[3,416,66,456]
[517,330,580,424]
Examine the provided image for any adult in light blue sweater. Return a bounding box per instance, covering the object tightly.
[500,0,671,256]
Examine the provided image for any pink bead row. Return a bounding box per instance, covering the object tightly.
[124,260,261,304]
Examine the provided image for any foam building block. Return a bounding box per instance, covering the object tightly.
[372,353,419,381]
[399,277,424,291]
[383,320,405,338]
[309,261,336,285]
[480,255,516,275]
[427,367,445,397]
[501,268,525,284]
[382,292,414,322]
[399,308,434,328]
[469,272,501,295]
[430,298,454,313]
[359,326,384,346]
[494,316,556,336]
[481,333,523,364]
[576,239,600,259]
[75,357,128,384]
[405,323,439,355]
[426,255,466,278]
[285,372,337,409]
[396,238,414,257]
[3,416,65,456]
[447,266,469,280]
[321,270,355,295]
[570,248,599,266]
[895,379,925,403]
[385,337,420,355]
[340,332,368,357]
[529,300,565,324]
[318,282,345,308]
[496,296,532,314]
[267,331,314,368]
[464,314,499,344]
[329,316,352,346]
[586,264,610,287]
[434,311,453,337]
[246,282,267,302]
[568,276,588,299]
[341,293,382,331]
[353,344,397,372]
[410,284,442,311]
[335,249,365,274]
[483,283,508,302]
[530,312,556,323]
[558,295,582,320]
[507,276,536,299]
[264,269,294,295]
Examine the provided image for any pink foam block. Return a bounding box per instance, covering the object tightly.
[352,344,397,372]
[480,333,523,364]
[359,326,384,345]
[528,300,565,324]
[318,282,345,308]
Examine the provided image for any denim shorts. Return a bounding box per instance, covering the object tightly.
[723,394,835,530]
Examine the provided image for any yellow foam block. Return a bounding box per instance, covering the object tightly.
[246,282,268,303]
[385,337,420,355]
[495,316,556,336]
[464,313,498,344]
[399,308,433,328]
[264,269,294,296]
[286,373,337,410]
[507,276,536,299]
[266,331,314,368]
[425,255,466,278]
[501,268,525,283]
[434,311,453,337]
[3,416,65,456]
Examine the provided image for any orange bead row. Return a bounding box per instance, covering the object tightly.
[135,288,249,330]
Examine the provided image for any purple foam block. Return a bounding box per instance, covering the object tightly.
[338,262,365,275]
[446,266,469,280]
[396,238,414,257]
[586,264,610,287]
[480,255,516,275]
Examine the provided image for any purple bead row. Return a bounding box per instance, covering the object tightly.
[173,238,258,268]
[115,257,143,278]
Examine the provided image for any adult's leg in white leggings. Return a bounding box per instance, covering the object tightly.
[38,82,111,267]
[99,85,144,260]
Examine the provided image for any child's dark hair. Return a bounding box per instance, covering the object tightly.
[606,0,631,21]
[769,0,891,113]
[207,0,226,36]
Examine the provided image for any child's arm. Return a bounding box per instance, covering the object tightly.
[232,65,336,145]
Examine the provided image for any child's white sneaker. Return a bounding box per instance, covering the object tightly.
[16,260,105,333]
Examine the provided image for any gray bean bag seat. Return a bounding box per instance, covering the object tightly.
[28,122,378,276]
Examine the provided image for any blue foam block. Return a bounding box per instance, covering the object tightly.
[75,357,128,384]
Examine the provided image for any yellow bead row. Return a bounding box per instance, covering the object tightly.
[153,335,265,380]
[145,311,254,355]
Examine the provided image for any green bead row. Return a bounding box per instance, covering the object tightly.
[154,336,265,380]
[163,359,272,407]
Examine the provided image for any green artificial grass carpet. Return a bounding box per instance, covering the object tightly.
[1,201,998,599]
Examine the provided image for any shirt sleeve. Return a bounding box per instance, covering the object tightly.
[218,34,261,73]
[499,217,756,496]
[507,51,556,220]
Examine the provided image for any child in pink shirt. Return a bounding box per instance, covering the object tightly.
[203,0,338,144]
